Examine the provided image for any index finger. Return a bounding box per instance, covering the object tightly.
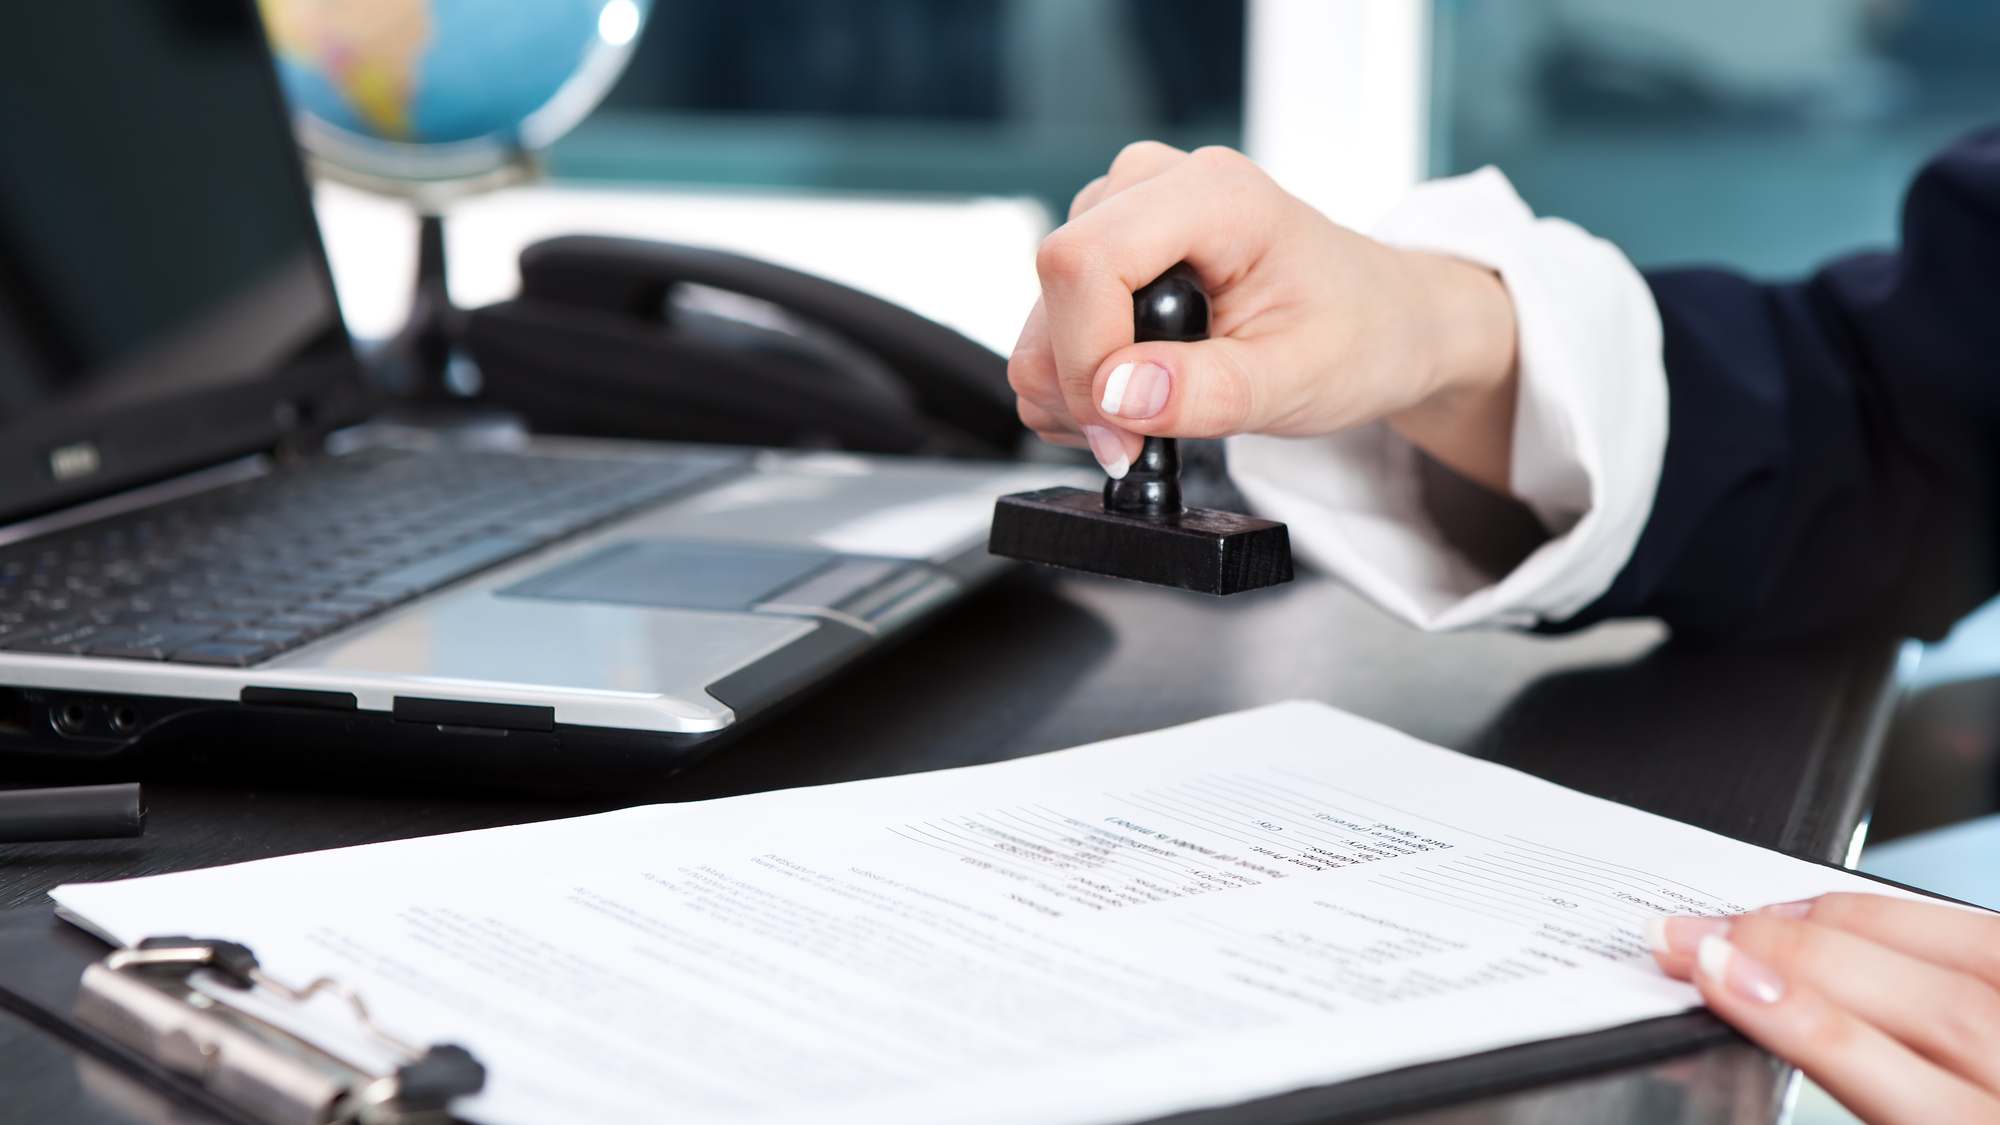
[1782,892,2000,989]
[1068,141,1191,220]
[1034,147,1271,455]
[1689,944,2000,1125]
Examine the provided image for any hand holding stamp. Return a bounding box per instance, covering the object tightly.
[988,264,1294,595]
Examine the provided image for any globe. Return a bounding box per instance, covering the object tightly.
[259,0,650,185]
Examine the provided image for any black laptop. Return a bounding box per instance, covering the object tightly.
[0,0,1078,785]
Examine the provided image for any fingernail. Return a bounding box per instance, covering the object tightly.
[1697,935,1786,1004]
[1646,915,1732,955]
[1100,362,1170,420]
[1759,899,1815,920]
[1083,424,1130,479]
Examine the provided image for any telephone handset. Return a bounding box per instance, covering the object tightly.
[465,236,1027,459]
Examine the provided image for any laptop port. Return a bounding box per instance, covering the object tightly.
[56,700,89,734]
[110,706,140,734]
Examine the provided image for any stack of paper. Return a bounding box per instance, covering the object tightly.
[56,702,1921,1125]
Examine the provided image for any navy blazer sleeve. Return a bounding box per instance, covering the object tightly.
[1548,127,2000,644]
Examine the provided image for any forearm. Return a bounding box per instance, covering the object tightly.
[1377,251,1519,498]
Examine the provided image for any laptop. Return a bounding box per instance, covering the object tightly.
[0,1,1076,785]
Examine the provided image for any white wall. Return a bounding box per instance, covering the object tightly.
[314,180,1050,355]
[1244,0,1431,230]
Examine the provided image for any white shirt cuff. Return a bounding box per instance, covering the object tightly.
[1226,166,1666,631]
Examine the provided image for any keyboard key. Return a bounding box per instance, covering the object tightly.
[88,625,222,661]
[211,595,294,613]
[258,612,345,637]
[516,517,577,543]
[83,601,130,625]
[8,622,110,654]
[95,609,174,628]
[217,628,306,647]
[303,558,380,578]
[176,606,268,626]
[333,584,420,609]
[357,534,532,597]
[0,620,58,646]
[312,595,388,616]
[262,581,346,601]
[171,641,275,667]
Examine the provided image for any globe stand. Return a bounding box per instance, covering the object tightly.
[309,154,538,417]
[372,212,462,404]
[270,0,651,411]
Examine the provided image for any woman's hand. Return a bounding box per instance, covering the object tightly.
[1010,141,1520,494]
[1647,894,2000,1124]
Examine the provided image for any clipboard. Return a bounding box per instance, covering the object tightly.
[0,902,1738,1125]
[0,905,485,1125]
[3,867,1958,1125]
[3,856,1968,1120]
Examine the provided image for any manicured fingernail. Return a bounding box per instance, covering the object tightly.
[1759,899,1815,919]
[1100,362,1170,420]
[1647,915,1732,955]
[1100,364,1134,415]
[1083,424,1129,479]
[1697,935,1786,1004]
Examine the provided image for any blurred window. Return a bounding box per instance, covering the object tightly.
[1434,0,2000,276]
[555,0,1245,216]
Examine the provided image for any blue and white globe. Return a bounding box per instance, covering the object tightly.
[260,0,649,183]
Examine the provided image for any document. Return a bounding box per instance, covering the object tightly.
[54,702,1923,1125]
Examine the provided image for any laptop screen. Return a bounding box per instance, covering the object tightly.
[0,0,364,526]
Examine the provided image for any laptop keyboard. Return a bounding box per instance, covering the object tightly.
[0,447,739,667]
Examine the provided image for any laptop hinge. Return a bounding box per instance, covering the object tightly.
[0,454,271,551]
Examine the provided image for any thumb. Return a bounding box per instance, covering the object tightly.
[1087,339,1259,443]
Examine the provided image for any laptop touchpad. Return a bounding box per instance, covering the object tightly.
[501,540,843,612]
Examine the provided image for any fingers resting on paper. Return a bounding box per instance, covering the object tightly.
[1646,893,2000,1125]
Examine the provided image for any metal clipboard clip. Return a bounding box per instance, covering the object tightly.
[74,936,485,1125]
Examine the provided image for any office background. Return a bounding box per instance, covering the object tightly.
[544,0,2000,279]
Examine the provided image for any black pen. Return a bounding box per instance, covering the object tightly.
[0,783,145,843]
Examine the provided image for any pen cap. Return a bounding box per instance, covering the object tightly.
[0,782,144,843]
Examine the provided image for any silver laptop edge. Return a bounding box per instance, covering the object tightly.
[0,432,1089,735]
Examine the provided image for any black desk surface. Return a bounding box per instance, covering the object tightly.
[0,569,1902,1125]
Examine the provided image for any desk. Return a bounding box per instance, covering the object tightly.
[0,568,1901,1125]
